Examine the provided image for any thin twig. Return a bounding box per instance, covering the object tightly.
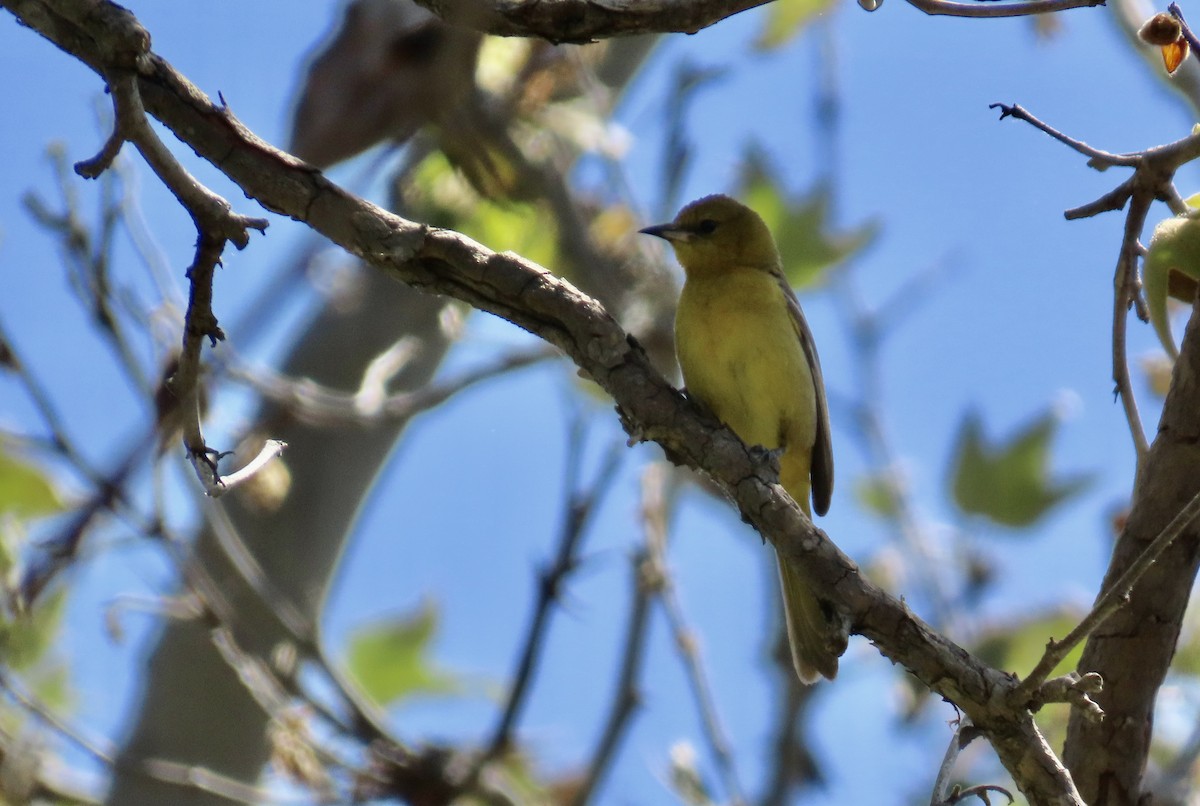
[990,103,1138,166]
[24,149,153,394]
[1112,193,1153,461]
[200,502,397,749]
[483,433,625,761]
[644,463,747,806]
[930,723,979,805]
[232,344,557,427]
[907,0,1105,17]
[1169,2,1200,55]
[569,547,656,806]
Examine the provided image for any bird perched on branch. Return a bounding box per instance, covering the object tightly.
[640,194,846,683]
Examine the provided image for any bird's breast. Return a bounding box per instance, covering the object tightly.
[675,269,817,453]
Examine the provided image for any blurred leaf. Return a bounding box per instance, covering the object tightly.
[949,410,1093,528]
[741,155,879,288]
[0,448,61,520]
[972,609,1084,675]
[755,0,838,50]
[465,200,558,270]
[0,589,66,671]
[1029,10,1063,40]
[1166,602,1200,676]
[668,741,714,805]
[855,473,902,520]
[31,662,70,712]
[1140,353,1174,399]
[438,115,529,201]
[409,152,558,268]
[345,599,461,707]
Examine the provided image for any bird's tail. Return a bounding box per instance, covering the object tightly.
[776,550,846,684]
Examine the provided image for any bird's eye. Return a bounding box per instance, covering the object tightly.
[697,219,718,235]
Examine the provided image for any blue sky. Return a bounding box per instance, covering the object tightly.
[1,1,1196,803]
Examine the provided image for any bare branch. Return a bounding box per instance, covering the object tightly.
[570,546,656,806]
[992,103,1200,462]
[907,0,1104,17]
[482,432,624,763]
[645,462,747,806]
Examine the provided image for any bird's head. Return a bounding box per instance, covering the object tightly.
[639,194,779,276]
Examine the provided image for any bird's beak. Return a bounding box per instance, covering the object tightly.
[639,223,690,243]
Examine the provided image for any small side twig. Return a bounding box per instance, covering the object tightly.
[233,345,557,427]
[1013,487,1200,705]
[1033,672,1104,721]
[990,103,1138,167]
[1169,2,1200,55]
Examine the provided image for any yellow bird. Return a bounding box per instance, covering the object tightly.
[641,194,844,683]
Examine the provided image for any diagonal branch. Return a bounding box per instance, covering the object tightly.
[408,0,1104,41]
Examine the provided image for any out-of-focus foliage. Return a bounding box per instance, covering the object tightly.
[0,447,61,521]
[0,449,69,706]
[949,410,1092,528]
[345,599,462,707]
[972,608,1085,678]
[855,472,903,520]
[740,156,880,288]
[406,153,560,268]
[755,0,840,50]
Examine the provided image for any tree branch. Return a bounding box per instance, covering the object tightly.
[411,0,772,43]
[406,0,1104,41]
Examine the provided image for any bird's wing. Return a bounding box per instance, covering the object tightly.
[776,271,834,516]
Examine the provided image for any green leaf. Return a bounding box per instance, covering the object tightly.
[31,662,71,712]
[344,599,461,707]
[0,447,61,520]
[1143,212,1200,359]
[740,154,879,288]
[949,410,1093,528]
[408,151,558,270]
[465,200,558,270]
[755,0,838,50]
[0,589,66,671]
